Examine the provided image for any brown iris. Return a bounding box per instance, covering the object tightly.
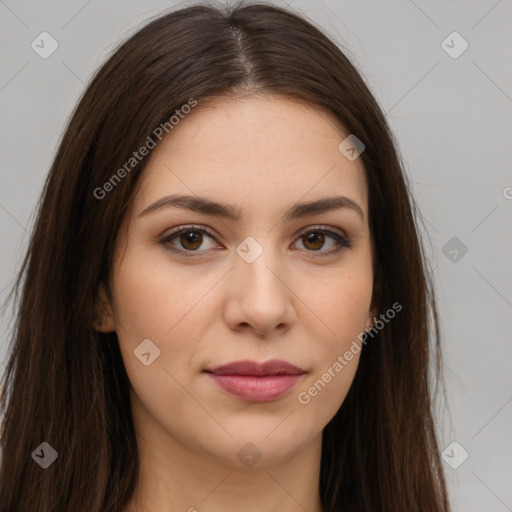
[177,229,327,252]
[180,230,203,250]
[302,232,324,251]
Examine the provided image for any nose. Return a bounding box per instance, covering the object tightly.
[223,244,297,337]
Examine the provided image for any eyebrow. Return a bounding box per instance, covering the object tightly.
[137,194,364,222]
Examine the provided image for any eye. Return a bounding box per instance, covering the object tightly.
[158,224,352,257]
[291,226,352,257]
[158,225,220,256]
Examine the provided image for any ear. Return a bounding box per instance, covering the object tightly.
[93,283,116,333]
[364,308,378,331]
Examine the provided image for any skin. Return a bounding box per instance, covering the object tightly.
[95,94,376,512]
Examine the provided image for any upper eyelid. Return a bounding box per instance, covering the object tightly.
[158,225,353,260]
[159,224,351,255]
[161,223,348,241]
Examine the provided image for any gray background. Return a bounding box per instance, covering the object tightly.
[1,0,511,510]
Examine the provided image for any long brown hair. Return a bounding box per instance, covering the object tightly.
[0,2,450,511]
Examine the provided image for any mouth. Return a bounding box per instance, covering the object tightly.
[204,359,306,402]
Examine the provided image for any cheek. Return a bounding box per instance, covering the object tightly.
[294,259,372,420]
[111,250,208,341]
[296,352,360,425]
[107,259,181,394]
[306,260,373,342]
[110,250,221,389]
[295,287,364,429]
[110,256,205,421]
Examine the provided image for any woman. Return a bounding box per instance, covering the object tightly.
[0,2,450,511]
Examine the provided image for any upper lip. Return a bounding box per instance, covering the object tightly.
[205,359,305,376]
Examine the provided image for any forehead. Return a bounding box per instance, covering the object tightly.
[133,94,368,220]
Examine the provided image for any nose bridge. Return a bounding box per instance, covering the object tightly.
[227,234,295,335]
[235,235,285,299]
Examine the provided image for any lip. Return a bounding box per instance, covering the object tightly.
[204,359,305,402]
[207,359,305,376]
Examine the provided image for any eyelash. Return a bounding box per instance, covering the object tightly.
[157,224,353,258]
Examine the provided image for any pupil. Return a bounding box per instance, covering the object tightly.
[305,232,324,250]
[181,231,202,249]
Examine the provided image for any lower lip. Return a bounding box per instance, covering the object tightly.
[206,373,304,402]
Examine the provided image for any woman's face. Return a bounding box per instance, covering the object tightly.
[99,94,375,468]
